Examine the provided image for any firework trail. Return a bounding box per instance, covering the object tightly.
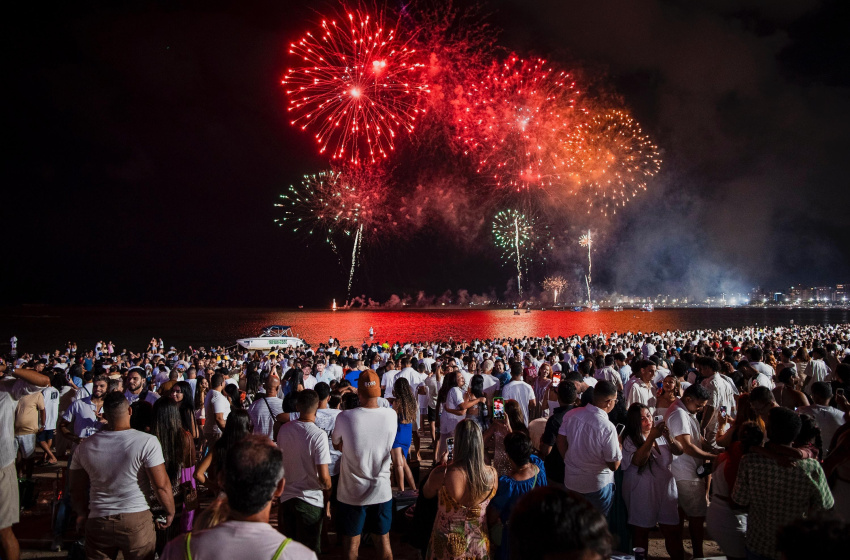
[347,222,363,296]
[493,209,537,298]
[282,6,429,165]
[543,275,567,304]
[579,231,592,304]
[566,109,661,215]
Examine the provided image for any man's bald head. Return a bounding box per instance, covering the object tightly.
[265,374,281,395]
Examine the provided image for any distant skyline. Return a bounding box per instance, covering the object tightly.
[5,0,850,307]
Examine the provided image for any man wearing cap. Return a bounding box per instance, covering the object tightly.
[332,370,397,560]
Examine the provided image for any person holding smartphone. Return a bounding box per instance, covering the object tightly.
[620,403,684,560]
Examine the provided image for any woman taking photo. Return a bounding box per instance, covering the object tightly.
[487,431,546,560]
[532,363,553,419]
[620,403,684,560]
[437,368,484,458]
[423,419,498,560]
[464,374,490,430]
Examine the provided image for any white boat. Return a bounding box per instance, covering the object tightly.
[641,303,654,312]
[237,325,304,351]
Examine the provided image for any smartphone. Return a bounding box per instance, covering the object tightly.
[837,388,845,398]
[653,415,663,424]
[446,437,455,462]
[493,397,505,420]
[616,423,626,436]
[720,405,727,418]
[656,381,663,389]
[155,515,167,525]
[552,374,560,388]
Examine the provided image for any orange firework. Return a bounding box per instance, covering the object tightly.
[282,6,429,165]
[566,109,661,215]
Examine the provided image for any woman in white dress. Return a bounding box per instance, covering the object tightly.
[621,403,685,560]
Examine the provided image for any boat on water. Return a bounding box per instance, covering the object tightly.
[572,306,584,312]
[642,303,654,312]
[613,305,624,312]
[236,325,305,351]
[590,304,600,312]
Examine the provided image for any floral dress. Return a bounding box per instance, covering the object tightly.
[427,477,496,560]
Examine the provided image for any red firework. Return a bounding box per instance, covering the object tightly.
[282,7,429,165]
[457,55,582,192]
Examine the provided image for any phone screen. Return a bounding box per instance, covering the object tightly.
[446,437,455,462]
[552,374,560,387]
[720,405,727,418]
[616,423,626,436]
[837,388,845,397]
[493,397,505,419]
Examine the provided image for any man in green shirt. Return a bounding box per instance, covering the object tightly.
[732,406,834,560]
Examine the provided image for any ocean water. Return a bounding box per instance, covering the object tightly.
[2,306,849,354]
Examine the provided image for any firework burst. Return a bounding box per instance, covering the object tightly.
[458,55,582,192]
[543,275,567,304]
[282,6,430,165]
[492,208,540,298]
[566,109,661,215]
[578,230,593,304]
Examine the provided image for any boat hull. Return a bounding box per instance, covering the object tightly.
[237,337,303,350]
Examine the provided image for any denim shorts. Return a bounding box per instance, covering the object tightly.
[336,499,392,537]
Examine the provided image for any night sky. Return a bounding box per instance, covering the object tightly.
[5,0,850,307]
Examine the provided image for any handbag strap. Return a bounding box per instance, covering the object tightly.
[263,396,274,417]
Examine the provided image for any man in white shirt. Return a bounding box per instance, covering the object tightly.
[204,373,230,446]
[70,393,174,560]
[249,376,284,440]
[312,383,342,487]
[747,347,775,388]
[502,363,536,424]
[798,382,846,454]
[381,360,399,399]
[277,390,332,553]
[332,370,397,560]
[803,347,832,393]
[625,360,657,412]
[593,355,623,392]
[699,358,736,449]
[664,384,718,560]
[556,381,622,516]
[0,364,50,560]
[124,368,159,406]
[162,435,317,560]
[614,352,631,386]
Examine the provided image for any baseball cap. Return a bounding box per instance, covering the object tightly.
[358,369,381,399]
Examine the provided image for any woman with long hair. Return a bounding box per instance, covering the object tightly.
[150,398,197,548]
[619,403,684,560]
[532,363,553,419]
[654,375,681,418]
[484,400,529,477]
[194,409,253,494]
[423,419,498,560]
[222,383,243,412]
[282,367,304,397]
[169,381,198,440]
[464,374,490,430]
[193,376,209,429]
[486,431,547,560]
[243,371,261,407]
[392,377,419,492]
[436,368,464,458]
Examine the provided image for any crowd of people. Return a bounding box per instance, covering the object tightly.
[3,323,850,560]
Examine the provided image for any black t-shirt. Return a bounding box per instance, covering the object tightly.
[541,404,574,483]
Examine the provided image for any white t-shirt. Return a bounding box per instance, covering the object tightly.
[314,408,343,476]
[161,520,317,560]
[797,404,846,454]
[62,397,104,439]
[626,380,656,413]
[277,421,331,508]
[124,389,159,406]
[204,390,230,435]
[302,375,317,390]
[558,404,622,493]
[381,370,399,398]
[395,367,425,408]
[665,399,703,481]
[332,407,397,506]
[69,429,164,518]
[502,380,535,424]
[248,396,284,440]
[480,374,500,400]
[42,386,61,430]
[440,387,465,435]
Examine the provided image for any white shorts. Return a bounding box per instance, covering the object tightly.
[15,434,37,459]
[0,462,19,529]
